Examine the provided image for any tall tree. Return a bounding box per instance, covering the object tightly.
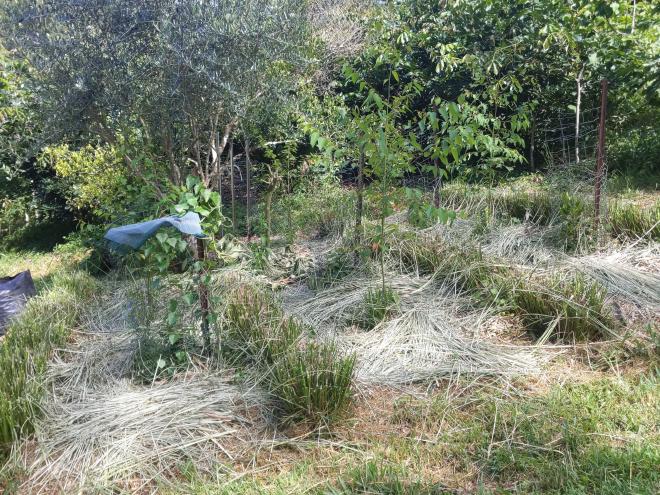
[1,0,311,196]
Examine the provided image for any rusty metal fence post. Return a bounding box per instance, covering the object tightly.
[593,79,608,233]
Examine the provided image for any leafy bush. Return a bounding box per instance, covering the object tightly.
[405,187,456,228]
[270,342,355,426]
[0,270,97,451]
[608,201,660,241]
[514,273,615,341]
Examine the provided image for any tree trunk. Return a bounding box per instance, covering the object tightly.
[575,66,584,164]
[355,147,365,242]
[529,118,536,172]
[195,237,210,350]
[245,137,251,240]
[230,140,236,234]
[265,189,273,246]
[433,154,441,208]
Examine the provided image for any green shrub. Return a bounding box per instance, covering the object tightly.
[222,286,304,366]
[270,342,355,426]
[354,286,399,330]
[0,270,97,451]
[608,201,660,241]
[514,273,615,341]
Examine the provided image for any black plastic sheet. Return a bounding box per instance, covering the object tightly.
[0,270,36,336]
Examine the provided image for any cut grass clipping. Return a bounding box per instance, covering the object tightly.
[222,286,355,426]
[0,271,97,452]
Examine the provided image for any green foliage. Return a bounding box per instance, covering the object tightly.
[608,201,660,241]
[557,192,591,250]
[169,175,226,237]
[354,286,399,330]
[270,342,355,426]
[40,143,134,220]
[0,270,97,451]
[222,286,355,426]
[405,187,456,228]
[514,273,615,341]
[271,179,355,238]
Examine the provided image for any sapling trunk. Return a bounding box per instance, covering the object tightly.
[355,147,365,242]
[245,138,251,240]
[265,188,273,246]
[195,237,211,350]
[575,66,584,164]
[230,140,236,234]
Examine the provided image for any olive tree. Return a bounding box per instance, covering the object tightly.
[1,0,311,195]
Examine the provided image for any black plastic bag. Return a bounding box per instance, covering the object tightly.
[0,270,36,336]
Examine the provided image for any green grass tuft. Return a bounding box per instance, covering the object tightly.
[354,286,399,330]
[608,201,660,241]
[222,286,356,427]
[324,460,452,494]
[271,342,355,426]
[222,286,304,366]
[514,273,616,341]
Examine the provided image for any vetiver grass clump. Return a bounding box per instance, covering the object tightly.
[0,270,97,452]
[609,201,660,241]
[514,273,616,341]
[222,286,356,426]
[271,342,355,426]
[354,286,399,330]
[222,286,303,366]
